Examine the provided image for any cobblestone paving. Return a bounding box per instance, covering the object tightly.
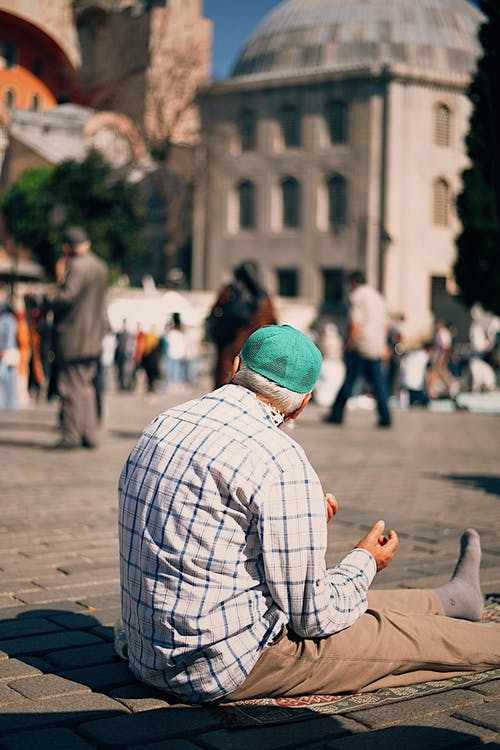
[0,384,499,749]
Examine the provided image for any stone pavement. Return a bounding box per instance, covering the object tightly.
[0,382,499,749]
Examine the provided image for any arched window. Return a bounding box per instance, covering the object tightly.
[433,178,450,226]
[238,180,256,229]
[282,177,300,228]
[5,89,15,108]
[3,42,18,69]
[239,110,256,151]
[326,100,347,144]
[280,104,301,148]
[434,103,451,147]
[31,94,40,112]
[327,174,347,228]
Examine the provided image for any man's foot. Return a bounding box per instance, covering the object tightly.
[81,438,97,449]
[323,415,343,424]
[435,529,484,621]
[377,421,391,429]
[46,441,80,451]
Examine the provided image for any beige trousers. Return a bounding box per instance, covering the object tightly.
[225,589,500,701]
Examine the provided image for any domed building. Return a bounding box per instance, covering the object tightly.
[193,0,483,342]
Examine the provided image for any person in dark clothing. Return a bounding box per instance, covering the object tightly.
[207,261,278,388]
[45,227,109,450]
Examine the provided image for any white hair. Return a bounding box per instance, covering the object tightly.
[232,357,306,415]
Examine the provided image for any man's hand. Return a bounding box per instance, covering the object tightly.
[356,521,398,571]
[325,493,338,522]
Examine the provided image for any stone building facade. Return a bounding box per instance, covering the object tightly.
[0,0,212,145]
[194,0,483,343]
[0,0,212,286]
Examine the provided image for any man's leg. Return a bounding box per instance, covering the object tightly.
[225,531,498,700]
[325,351,361,424]
[57,363,81,447]
[225,596,499,700]
[366,357,391,426]
[79,360,99,447]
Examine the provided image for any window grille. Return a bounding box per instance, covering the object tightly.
[433,178,450,226]
[434,104,451,147]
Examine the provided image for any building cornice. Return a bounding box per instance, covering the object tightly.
[200,63,471,99]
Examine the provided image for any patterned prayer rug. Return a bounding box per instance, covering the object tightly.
[216,597,500,728]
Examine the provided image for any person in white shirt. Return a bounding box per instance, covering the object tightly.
[399,342,434,406]
[324,271,391,427]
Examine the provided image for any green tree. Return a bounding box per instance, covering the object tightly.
[1,150,145,280]
[454,0,500,315]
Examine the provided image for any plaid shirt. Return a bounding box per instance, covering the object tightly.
[118,385,376,702]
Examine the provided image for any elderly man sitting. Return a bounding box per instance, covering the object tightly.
[118,325,500,704]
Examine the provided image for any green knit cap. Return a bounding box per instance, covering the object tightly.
[241,325,322,394]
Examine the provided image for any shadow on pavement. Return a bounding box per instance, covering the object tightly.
[0,437,52,449]
[442,474,500,497]
[424,471,500,498]
[0,420,55,433]
[0,609,497,747]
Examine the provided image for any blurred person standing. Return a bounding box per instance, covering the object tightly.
[14,305,31,408]
[140,327,161,394]
[0,296,20,410]
[45,227,109,449]
[324,270,391,428]
[207,260,277,388]
[399,342,434,407]
[114,319,135,391]
[165,312,187,385]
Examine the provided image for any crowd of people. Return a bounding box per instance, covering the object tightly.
[313,279,499,422]
[1,250,499,430]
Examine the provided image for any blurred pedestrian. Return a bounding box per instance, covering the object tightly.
[114,319,135,391]
[14,304,31,408]
[165,312,187,385]
[0,295,20,410]
[399,341,434,407]
[24,295,45,400]
[207,260,277,388]
[44,226,109,449]
[324,270,391,427]
[141,326,161,394]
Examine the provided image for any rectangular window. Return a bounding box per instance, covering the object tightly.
[277,268,299,297]
[240,110,256,151]
[326,100,347,144]
[280,105,301,148]
[282,177,300,228]
[322,268,345,312]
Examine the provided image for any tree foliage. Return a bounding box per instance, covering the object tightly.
[454,0,500,315]
[1,150,145,280]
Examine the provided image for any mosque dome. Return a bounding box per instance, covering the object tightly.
[232,0,483,82]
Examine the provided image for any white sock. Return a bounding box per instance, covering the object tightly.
[435,529,484,621]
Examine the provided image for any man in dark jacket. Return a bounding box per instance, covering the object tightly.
[47,227,108,449]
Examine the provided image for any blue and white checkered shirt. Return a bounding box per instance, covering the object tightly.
[118,385,376,702]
